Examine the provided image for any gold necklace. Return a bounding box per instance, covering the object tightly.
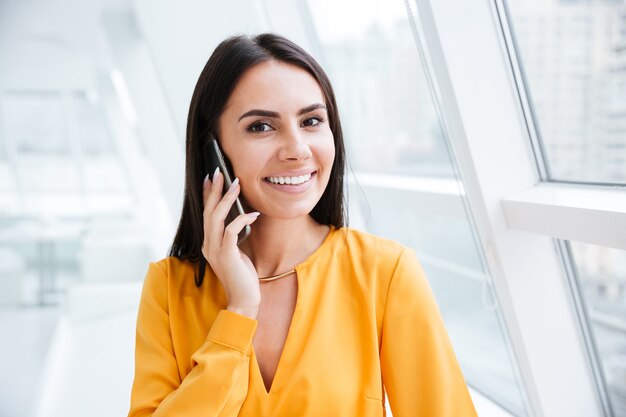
[258,268,295,282]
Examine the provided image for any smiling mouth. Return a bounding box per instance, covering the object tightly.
[263,171,317,185]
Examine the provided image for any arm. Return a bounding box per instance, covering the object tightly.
[128,262,257,417]
[380,249,477,417]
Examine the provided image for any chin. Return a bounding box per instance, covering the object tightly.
[258,199,321,220]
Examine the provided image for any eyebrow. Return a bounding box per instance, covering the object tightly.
[237,103,326,122]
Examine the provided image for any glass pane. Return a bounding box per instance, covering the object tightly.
[506,0,626,185]
[0,163,16,192]
[570,241,626,416]
[72,91,115,155]
[17,154,80,192]
[3,92,70,154]
[308,0,452,177]
[0,118,6,161]
[83,156,128,192]
[0,5,169,417]
[307,0,528,414]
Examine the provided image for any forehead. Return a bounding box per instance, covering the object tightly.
[224,60,326,113]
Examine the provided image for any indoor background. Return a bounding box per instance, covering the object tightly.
[0,0,624,416]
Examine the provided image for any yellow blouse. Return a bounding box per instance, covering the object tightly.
[127,226,477,417]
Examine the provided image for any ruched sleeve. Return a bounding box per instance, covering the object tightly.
[380,249,477,417]
[128,262,258,417]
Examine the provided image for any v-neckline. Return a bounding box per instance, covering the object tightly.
[251,269,300,396]
[249,225,337,396]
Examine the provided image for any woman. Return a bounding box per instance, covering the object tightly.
[127,33,477,417]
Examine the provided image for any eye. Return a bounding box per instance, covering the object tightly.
[302,116,324,127]
[247,121,273,133]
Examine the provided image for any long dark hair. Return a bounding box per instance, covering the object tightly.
[168,33,347,287]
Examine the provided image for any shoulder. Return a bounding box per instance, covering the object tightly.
[333,228,426,320]
[151,255,196,277]
[337,229,429,304]
[335,227,409,277]
[141,256,201,299]
[339,226,406,262]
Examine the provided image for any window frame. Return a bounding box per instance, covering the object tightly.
[410,0,612,415]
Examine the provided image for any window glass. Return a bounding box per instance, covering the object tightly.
[506,0,626,185]
[306,0,528,414]
[569,241,626,415]
[0,117,6,161]
[0,4,172,416]
[72,91,115,155]
[308,0,452,177]
[3,91,70,154]
[0,90,131,202]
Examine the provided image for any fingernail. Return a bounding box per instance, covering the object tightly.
[213,167,220,181]
[248,212,260,217]
[228,177,239,192]
[203,174,210,187]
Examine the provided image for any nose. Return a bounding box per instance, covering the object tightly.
[278,126,312,161]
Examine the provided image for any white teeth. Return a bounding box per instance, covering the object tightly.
[267,173,312,185]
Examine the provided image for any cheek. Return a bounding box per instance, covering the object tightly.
[231,151,261,179]
[231,149,267,203]
[318,137,336,175]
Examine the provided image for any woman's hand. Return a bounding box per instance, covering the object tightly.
[202,168,261,319]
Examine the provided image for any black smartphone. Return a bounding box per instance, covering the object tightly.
[208,136,251,245]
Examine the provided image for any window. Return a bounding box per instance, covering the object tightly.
[506,0,626,185]
[568,241,626,415]
[0,90,132,213]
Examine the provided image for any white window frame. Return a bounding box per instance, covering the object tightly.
[410,0,621,415]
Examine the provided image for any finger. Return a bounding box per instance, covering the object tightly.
[203,168,224,254]
[223,212,260,248]
[211,177,241,224]
[202,173,211,208]
[211,178,241,237]
[204,167,224,216]
[209,176,240,247]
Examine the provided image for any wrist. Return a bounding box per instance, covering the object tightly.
[227,305,259,319]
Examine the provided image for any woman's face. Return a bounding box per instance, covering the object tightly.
[217,60,335,220]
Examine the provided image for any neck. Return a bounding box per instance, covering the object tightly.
[239,215,330,277]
